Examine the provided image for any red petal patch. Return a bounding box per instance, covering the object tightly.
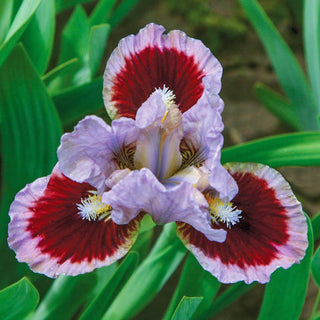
[111,46,205,118]
[178,171,289,268]
[27,171,140,264]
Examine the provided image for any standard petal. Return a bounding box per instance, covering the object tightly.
[58,115,138,191]
[103,23,223,119]
[208,164,238,202]
[179,98,237,200]
[177,163,308,284]
[102,168,226,243]
[134,91,183,180]
[8,165,140,278]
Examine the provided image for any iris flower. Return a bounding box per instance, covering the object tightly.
[8,24,307,284]
[8,86,234,277]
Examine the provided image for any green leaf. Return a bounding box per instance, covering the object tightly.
[312,213,320,241]
[0,0,42,69]
[131,229,154,261]
[171,296,203,320]
[89,0,116,26]
[88,24,110,77]
[163,254,220,320]
[257,215,313,320]
[43,58,79,91]
[52,77,106,125]
[30,273,96,320]
[207,282,255,318]
[303,0,320,113]
[102,223,187,320]
[55,0,94,13]
[21,0,55,74]
[0,0,13,44]
[221,132,320,167]
[59,5,89,63]
[312,246,320,287]
[0,277,39,320]
[58,5,91,87]
[254,82,301,131]
[239,0,319,130]
[79,252,139,320]
[90,263,117,298]
[109,0,140,28]
[0,44,62,245]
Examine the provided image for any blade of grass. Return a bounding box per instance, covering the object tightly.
[109,0,140,28]
[0,0,13,44]
[89,0,116,26]
[312,213,320,241]
[79,252,139,320]
[88,24,110,77]
[303,0,320,113]
[30,273,96,320]
[43,58,79,88]
[55,0,94,13]
[221,132,320,167]
[102,223,187,320]
[239,0,319,130]
[58,5,91,87]
[0,0,41,68]
[312,246,320,287]
[21,0,55,74]
[171,297,203,320]
[163,254,220,320]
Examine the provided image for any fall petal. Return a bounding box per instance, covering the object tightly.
[177,163,308,284]
[8,165,140,278]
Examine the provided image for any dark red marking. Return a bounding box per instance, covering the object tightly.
[111,46,205,118]
[27,171,139,264]
[178,171,289,268]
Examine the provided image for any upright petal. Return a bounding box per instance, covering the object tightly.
[102,168,226,243]
[177,163,308,284]
[134,91,183,180]
[8,165,140,278]
[179,97,238,200]
[103,23,223,119]
[58,115,138,191]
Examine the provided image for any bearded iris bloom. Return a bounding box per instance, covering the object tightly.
[8,23,308,283]
[8,86,234,277]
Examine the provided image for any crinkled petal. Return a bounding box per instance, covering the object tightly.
[177,163,308,284]
[180,97,237,200]
[102,168,226,242]
[58,115,138,191]
[8,165,140,278]
[103,23,222,119]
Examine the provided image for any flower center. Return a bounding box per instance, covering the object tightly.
[77,191,112,222]
[206,195,242,229]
